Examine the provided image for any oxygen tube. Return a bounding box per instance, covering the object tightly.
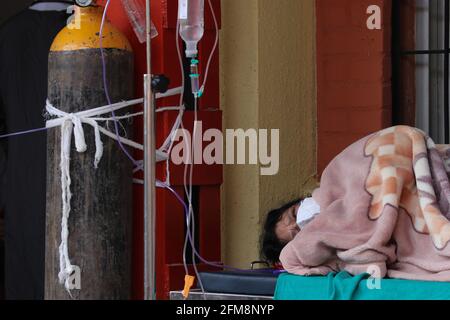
[177,0,205,299]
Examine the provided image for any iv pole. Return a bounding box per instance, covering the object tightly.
[144,0,156,300]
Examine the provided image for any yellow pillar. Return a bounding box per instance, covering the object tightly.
[220,0,318,268]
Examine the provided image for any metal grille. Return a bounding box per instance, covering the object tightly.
[393,0,450,143]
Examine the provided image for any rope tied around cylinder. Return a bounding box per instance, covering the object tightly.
[44,91,184,293]
[46,101,109,292]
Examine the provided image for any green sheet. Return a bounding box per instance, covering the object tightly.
[274,272,450,300]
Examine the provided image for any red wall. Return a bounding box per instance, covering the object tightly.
[98,0,222,300]
[316,0,393,174]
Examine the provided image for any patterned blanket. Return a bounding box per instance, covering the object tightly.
[280,126,450,281]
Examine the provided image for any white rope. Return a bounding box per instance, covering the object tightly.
[92,111,144,121]
[45,86,184,293]
[156,86,183,100]
[133,179,166,189]
[58,119,75,293]
[46,101,185,163]
[164,108,185,184]
[47,102,127,291]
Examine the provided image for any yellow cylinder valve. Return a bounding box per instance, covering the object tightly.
[50,5,132,52]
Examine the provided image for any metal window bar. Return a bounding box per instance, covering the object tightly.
[392,0,450,143]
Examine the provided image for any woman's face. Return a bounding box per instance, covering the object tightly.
[275,203,301,243]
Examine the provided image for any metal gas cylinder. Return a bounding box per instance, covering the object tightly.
[45,5,134,300]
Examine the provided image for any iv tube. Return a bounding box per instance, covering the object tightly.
[190,59,201,98]
[122,0,158,43]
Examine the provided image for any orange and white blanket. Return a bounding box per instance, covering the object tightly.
[280,126,450,281]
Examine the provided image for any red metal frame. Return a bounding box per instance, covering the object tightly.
[100,0,222,300]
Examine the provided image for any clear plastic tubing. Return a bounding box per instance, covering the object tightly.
[178,0,205,58]
[122,0,158,43]
[190,59,200,97]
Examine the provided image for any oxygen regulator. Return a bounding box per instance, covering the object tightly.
[75,0,94,7]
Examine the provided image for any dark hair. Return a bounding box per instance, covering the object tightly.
[260,198,303,265]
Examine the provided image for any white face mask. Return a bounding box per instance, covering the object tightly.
[296,197,321,228]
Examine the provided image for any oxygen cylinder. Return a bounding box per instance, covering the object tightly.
[45,5,134,300]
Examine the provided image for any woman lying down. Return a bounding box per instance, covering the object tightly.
[262,125,450,281]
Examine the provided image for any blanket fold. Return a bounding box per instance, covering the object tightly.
[280,126,450,281]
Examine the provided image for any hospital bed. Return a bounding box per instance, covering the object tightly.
[275,272,450,300]
[171,270,450,300]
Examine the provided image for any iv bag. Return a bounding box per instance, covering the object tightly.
[122,0,158,43]
[178,0,205,57]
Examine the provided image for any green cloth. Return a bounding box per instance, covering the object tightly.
[274,272,450,300]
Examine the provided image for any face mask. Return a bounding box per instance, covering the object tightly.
[296,197,321,228]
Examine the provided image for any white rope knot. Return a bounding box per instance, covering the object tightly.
[68,114,87,152]
[47,103,104,168]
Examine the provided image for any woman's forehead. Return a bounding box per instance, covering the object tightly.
[280,206,294,222]
[284,204,296,214]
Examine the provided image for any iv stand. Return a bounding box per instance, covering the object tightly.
[144,0,156,300]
